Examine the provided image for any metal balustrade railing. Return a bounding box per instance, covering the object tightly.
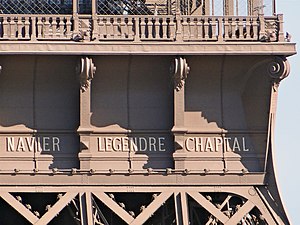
[0,14,73,40]
[181,16,259,41]
[0,13,284,42]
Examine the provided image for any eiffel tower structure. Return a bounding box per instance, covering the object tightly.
[0,0,296,224]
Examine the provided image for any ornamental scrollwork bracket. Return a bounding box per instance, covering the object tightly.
[76,57,96,92]
[268,56,290,91]
[170,57,190,91]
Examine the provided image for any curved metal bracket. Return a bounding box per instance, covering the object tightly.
[268,56,290,91]
[77,57,96,92]
[171,57,190,91]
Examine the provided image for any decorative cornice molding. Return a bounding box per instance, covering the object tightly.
[171,56,190,91]
[77,57,96,92]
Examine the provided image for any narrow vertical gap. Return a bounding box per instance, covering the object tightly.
[33,56,38,170]
[127,55,133,169]
[220,55,226,170]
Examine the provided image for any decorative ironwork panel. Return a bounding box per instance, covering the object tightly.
[0,0,73,14]
[97,0,176,15]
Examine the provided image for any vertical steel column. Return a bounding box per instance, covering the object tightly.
[175,0,183,41]
[79,193,88,225]
[79,192,94,225]
[172,57,189,170]
[73,0,79,33]
[78,57,96,170]
[252,0,262,15]
[92,0,98,40]
[204,0,210,15]
[247,0,252,15]
[92,0,97,15]
[85,192,94,225]
[224,0,234,15]
[180,192,189,225]
[273,0,276,15]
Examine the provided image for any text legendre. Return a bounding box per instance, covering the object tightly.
[98,137,166,152]
[185,137,250,152]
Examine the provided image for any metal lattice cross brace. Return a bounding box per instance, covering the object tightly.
[0,192,78,224]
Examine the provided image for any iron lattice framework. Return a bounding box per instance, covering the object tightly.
[97,0,175,15]
[0,186,276,224]
[0,0,275,15]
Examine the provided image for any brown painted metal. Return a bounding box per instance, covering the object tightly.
[0,0,296,224]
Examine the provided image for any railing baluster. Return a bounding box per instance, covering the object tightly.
[154,17,160,39]
[162,17,167,39]
[193,18,198,40]
[182,17,188,41]
[66,16,72,39]
[13,17,18,39]
[189,18,195,40]
[204,17,209,40]
[59,17,64,38]
[17,17,23,39]
[108,18,114,39]
[277,14,284,42]
[140,17,146,39]
[37,17,43,39]
[252,17,258,40]
[6,17,11,39]
[224,17,229,40]
[169,17,175,40]
[55,17,59,38]
[31,16,37,41]
[98,17,105,40]
[147,18,152,39]
[113,17,118,39]
[258,14,265,41]
[217,17,223,42]
[44,17,50,39]
[8,17,12,39]
[211,18,217,40]
[10,17,17,39]
[128,17,134,40]
[2,17,8,39]
[24,16,30,39]
[234,18,241,40]
[52,17,57,38]
[120,17,126,39]
[244,17,249,39]
[198,18,203,40]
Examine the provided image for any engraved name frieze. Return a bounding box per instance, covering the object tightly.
[184,136,250,152]
[6,137,60,152]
